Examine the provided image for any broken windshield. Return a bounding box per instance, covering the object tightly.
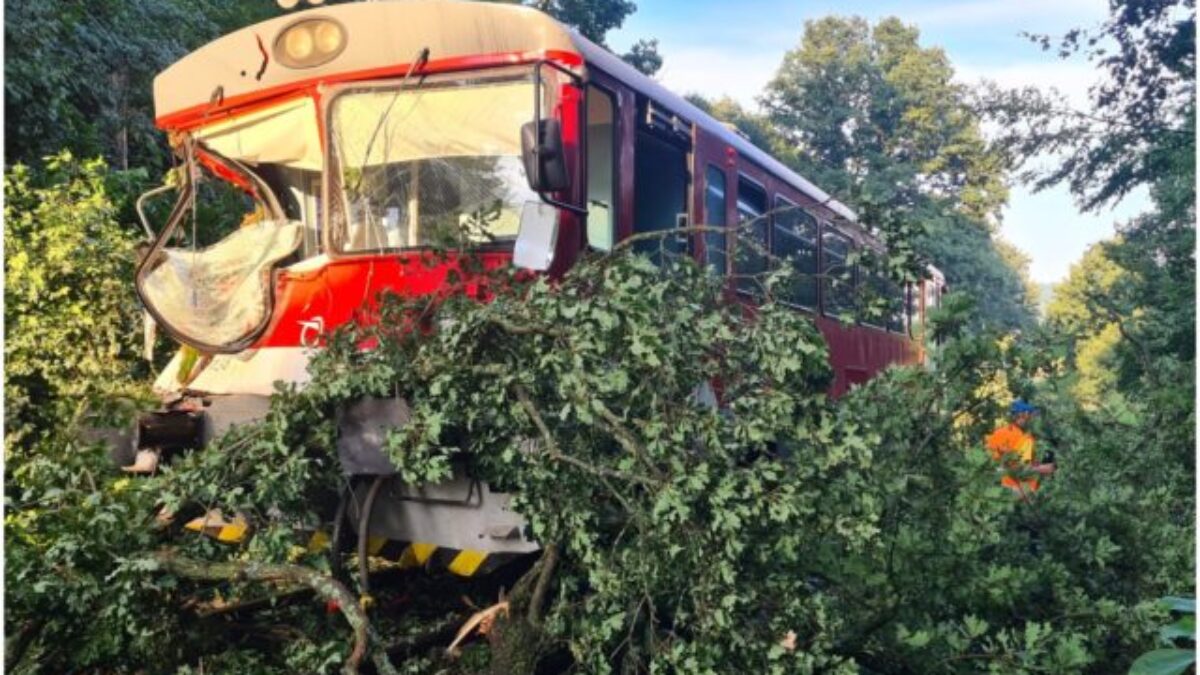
[328,69,541,253]
[135,143,303,352]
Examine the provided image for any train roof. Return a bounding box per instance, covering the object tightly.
[568,40,859,223]
[154,0,857,224]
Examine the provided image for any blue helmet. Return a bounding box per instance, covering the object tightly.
[1010,400,1038,415]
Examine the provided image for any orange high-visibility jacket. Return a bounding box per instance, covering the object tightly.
[985,423,1038,492]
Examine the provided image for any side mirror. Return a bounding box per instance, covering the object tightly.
[521,119,570,193]
[513,201,559,271]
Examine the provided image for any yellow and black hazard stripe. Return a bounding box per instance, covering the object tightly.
[183,512,250,544]
[312,534,515,578]
[185,522,521,578]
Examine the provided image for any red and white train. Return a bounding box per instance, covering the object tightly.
[132,0,944,575]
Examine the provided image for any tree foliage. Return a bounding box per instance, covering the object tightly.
[914,215,1038,332]
[986,0,1195,211]
[1006,0,1195,474]
[3,0,277,171]
[5,203,1190,671]
[759,16,1033,330]
[3,154,152,451]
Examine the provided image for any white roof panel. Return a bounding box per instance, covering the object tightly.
[155,0,857,223]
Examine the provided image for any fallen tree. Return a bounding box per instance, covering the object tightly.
[5,172,1191,670]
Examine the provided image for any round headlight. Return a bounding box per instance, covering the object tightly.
[274,18,346,69]
[313,22,342,55]
[283,26,314,61]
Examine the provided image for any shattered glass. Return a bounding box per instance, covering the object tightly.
[140,219,302,347]
[137,156,302,350]
[329,71,541,252]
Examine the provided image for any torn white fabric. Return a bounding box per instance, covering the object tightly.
[140,220,302,347]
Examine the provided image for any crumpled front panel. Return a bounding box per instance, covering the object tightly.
[141,220,302,348]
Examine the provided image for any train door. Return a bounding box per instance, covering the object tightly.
[731,162,771,296]
[631,98,691,260]
[692,127,734,275]
[585,84,619,251]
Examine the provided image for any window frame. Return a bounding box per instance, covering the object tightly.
[859,263,905,333]
[585,82,619,251]
[703,163,728,275]
[819,221,856,319]
[770,195,819,311]
[320,65,542,259]
[733,173,769,293]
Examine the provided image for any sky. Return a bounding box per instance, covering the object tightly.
[608,0,1152,284]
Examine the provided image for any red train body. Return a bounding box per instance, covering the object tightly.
[139,1,940,399]
[126,0,944,572]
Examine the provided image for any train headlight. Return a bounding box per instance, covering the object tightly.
[313,22,342,55]
[283,26,314,61]
[275,18,346,69]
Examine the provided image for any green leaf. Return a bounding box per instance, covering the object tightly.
[1160,616,1196,644]
[1161,597,1196,614]
[964,615,988,638]
[904,630,932,648]
[1129,649,1196,675]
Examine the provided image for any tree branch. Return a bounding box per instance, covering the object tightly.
[527,543,560,626]
[512,383,654,488]
[589,398,666,481]
[148,551,397,675]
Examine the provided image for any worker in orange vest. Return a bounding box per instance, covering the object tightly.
[985,400,1055,499]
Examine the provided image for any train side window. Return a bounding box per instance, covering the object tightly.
[587,85,616,251]
[703,165,727,274]
[861,266,903,331]
[633,129,689,259]
[821,225,855,317]
[771,197,818,308]
[259,164,322,259]
[924,279,940,324]
[889,280,905,332]
[862,270,886,329]
[733,175,767,293]
[905,284,916,334]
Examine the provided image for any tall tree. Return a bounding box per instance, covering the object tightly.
[1044,242,1126,405]
[915,215,1038,331]
[761,16,1030,329]
[993,0,1195,537]
[992,0,1194,419]
[987,0,1194,212]
[4,0,277,171]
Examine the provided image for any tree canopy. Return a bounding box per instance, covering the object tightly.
[710,15,1037,330]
